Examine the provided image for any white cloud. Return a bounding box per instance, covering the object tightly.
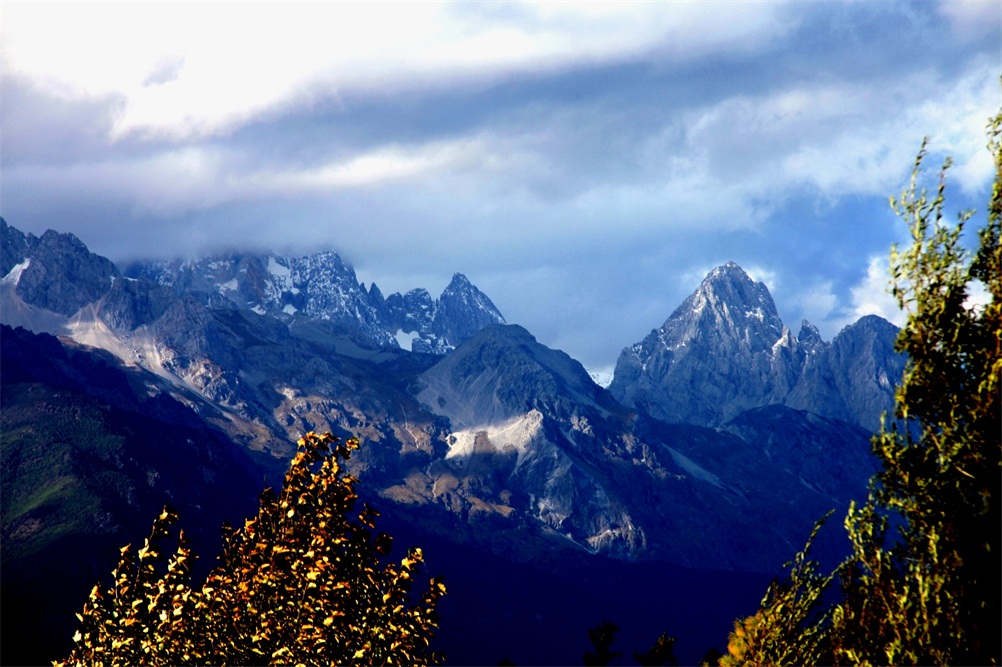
[743,265,779,293]
[937,0,1001,39]
[5,135,493,218]
[258,138,487,192]
[2,1,794,140]
[5,146,232,216]
[847,255,905,327]
[790,280,838,327]
[687,64,999,200]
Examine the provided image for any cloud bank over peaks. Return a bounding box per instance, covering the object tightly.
[2,0,997,371]
[3,2,795,141]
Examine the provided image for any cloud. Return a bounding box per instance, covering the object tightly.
[847,256,905,328]
[256,139,488,192]
[937,0,1002,39]
[742,265,780,294]
[689,64,1000,202]
[964,279,992,314]
[793,281,838,328]
[2,2,794,141]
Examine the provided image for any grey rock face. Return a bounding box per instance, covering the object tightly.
[125,250,391,345]
[797,319,826,356]
[415,324,651,558]
[609,262,803,426]
[294,250,393,346]
[1,217,37,277]
[6,228,118,316]
[386,288,436,343]
[384,273,507,354]
[412,324,876,569]
[609,262,905,431]
[787,315,906,432]
[419,324,617,428]
[126,253,503,352]
[432,273,507,346]
[1,221,177,332]
[95,277,174,331]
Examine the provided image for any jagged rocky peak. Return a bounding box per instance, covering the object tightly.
[295,250,377,317]
[432,273,507,343]
[786,314,905,432]
[126,247,395,346]
[679,261,784,341]
[366,281,386,304]
[384,273,506,355]
[798,319,823,346]
[1,217,37,277]
[608,261,800,427]
[609,260,905,431]
[124,240,506,354]
[2,222,119,316]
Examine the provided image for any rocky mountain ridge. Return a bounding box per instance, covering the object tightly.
[609,261,905,431]
[123,248,505,354]
[1,218,900,573]
[400,323,879,569]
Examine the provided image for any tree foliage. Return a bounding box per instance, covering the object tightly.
[720,513,836,667]
[634,631,678,666]
[584,620,623,666]
[722,111,1001,666]
[55,432,446,666]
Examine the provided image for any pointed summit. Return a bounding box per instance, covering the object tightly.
[797,319,825,356]
[609,262,798,426]
[609,262,905,431]
[444,272,473,289]
[383,273,506,354]
[686,262,784,337]
[432,273,506,344]
[636,262,786,367]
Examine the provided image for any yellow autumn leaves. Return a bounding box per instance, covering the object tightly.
[56,432,446,666]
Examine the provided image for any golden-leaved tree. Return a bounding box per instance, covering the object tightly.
[722,110,1001,666]
[56,432,446,666]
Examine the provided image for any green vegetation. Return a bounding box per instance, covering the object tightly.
[56,432,446,666]
[634,631,679,666]
[1,384,121,560]
[581,621,679,667]
[722,112,1001,665]
[584,621,624,666]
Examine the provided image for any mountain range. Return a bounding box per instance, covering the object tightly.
[1,217,906,664]
[609,261,903,432]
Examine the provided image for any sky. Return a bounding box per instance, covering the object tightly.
[2,1,1000,374]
